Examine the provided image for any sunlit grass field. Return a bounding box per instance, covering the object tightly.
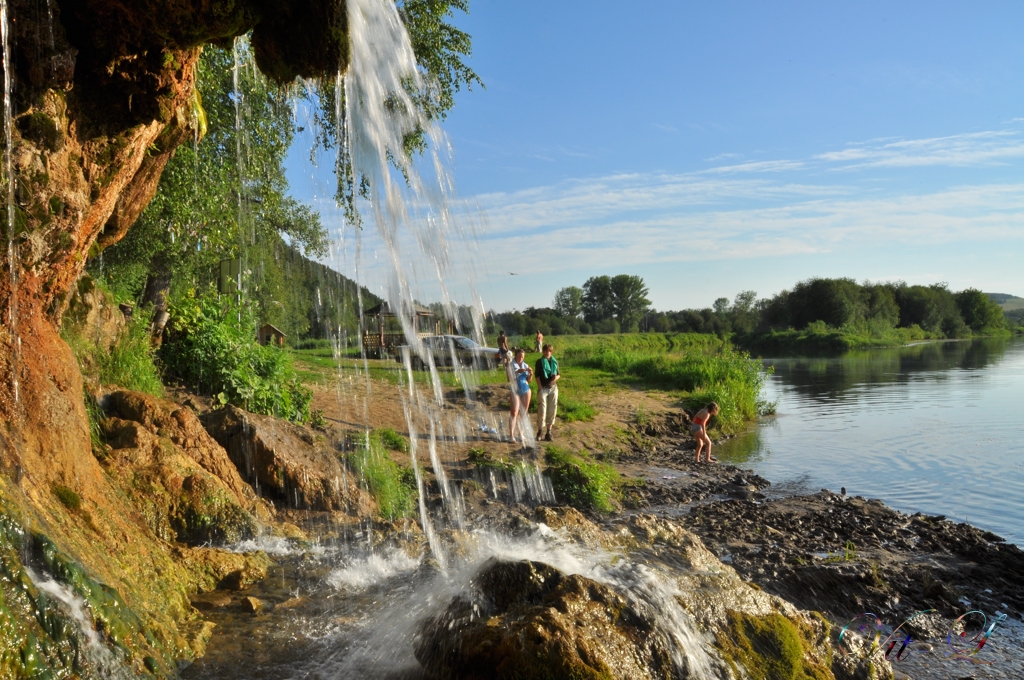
[290,332,770,433]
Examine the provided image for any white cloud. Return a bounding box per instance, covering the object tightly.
[309,127,1024,304]
[816,130,1024,168]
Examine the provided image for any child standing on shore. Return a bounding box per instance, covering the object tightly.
[692,402,719,463]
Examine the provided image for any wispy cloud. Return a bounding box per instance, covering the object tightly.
[816,130,1024,168]
[310,127,1024,302]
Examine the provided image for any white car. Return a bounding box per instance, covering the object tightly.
[395,335,502,370]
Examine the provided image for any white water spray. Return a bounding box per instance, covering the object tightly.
[26,568,133,679]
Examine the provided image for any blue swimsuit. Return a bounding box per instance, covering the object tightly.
[513,360,531,395]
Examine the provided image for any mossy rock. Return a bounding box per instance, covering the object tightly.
[715,610,835,680]
[416,558,675,680]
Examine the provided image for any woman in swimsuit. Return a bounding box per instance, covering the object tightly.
[509,348,533,444]
[691,402,719,463]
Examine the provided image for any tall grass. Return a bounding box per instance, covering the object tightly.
[543,446,620,513]
[348,430,416,521]
[100,317,165,395]
[559,344,768,433]
[63,314,164,397]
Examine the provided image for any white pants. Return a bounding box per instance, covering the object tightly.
[537,385,558,430]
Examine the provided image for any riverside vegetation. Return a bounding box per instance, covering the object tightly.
[492,276,1018,353]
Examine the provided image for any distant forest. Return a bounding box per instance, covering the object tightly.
[488,275,1017,341]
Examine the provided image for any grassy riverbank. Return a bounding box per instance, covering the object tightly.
[734,324,1014,354]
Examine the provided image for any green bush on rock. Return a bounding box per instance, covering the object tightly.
[161,291,311,423]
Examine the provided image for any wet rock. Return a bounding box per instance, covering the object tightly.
[191,592,233,610]
[173,546,270,594]
[534,506,608,548]
[201,405,370,511]
[415,558,676,680]
[100,391,270,544]
[240,596,264,614]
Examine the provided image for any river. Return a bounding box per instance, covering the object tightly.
[718,337,1024,546]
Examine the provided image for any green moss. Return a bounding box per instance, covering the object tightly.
[543,446,621,514]
[16,112,60,151]
[716,610,834,680]
[51,485,81,512]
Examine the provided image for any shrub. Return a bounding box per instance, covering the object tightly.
[348,431,416,521]
[375,427,409,453]
[161,291,311,423]
[543,446,620,513]
[561,345,767,433]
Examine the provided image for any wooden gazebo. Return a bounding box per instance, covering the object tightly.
[361,301,450,358]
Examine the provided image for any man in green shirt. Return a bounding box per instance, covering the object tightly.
[534,343,560,441]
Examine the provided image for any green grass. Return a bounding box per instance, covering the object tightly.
[101,317,165,396]
[556,342,768,434]
[289,348,507,388]
[63,314,164,397]
[348,431,417,521]
[543,446,621,513]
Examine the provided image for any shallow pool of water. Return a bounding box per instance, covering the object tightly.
[718,337,1024,545]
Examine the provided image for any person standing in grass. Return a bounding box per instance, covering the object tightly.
[497,329,510,357]
[534,343,560,441]
[692,402,720,463]
[508,348,533,444]
[534,329,544,353]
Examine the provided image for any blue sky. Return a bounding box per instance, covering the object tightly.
[287,1,1024,311]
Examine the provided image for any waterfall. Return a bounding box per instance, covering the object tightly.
[2,0,20,409]
[26,568,133,679]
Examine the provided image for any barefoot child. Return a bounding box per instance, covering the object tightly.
[692,402,719,463]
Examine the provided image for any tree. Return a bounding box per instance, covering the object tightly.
[609,274,650,331]
[582,276,615,324]
[553,286,584,320]
[97,42,328,335]
[730,290,758,334]
[955,289,1004,332]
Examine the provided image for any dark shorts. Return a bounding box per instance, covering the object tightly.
[691,423,704,435]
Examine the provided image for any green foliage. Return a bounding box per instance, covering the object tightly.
[543,446,620,513]
[52,485,82,512]
[349,432,417,521]
[161,292,311,422]
[376,427,410,453]
[309,409,328,431]
[100,317,165,396]
[553,286,584,321]
[955,288,1005,333]
[560,345,767,434]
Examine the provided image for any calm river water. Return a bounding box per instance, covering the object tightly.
[718,337,1024,546]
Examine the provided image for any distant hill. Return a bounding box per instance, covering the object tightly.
[986,293,1024,311]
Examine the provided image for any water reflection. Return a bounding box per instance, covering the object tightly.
[720,338,1024,545]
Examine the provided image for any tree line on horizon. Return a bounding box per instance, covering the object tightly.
[488,275,1011,340]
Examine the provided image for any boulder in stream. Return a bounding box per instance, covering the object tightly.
[415,557,677,680]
